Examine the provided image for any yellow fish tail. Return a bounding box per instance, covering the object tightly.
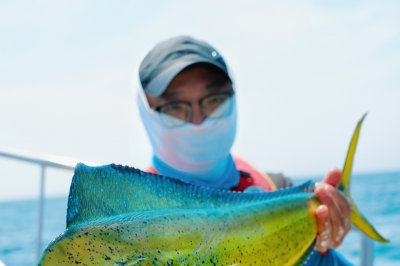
[340,113,389,243]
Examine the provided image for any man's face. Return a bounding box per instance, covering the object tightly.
[146,63,232,125]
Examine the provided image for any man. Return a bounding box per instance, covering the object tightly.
[137,36,352,265]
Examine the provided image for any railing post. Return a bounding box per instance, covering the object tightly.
[0,146,96,263]
[361,233,373,266]
[36,165,46,262]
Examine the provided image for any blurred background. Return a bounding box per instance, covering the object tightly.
[0,0,400,265]
[0,1,399,264]
[1,0,399,201]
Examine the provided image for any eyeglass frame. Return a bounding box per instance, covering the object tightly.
[151,90,235,123]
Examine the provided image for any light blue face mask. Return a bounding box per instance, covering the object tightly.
[137,88,239,189]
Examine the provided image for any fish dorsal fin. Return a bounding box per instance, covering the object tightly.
[66,163,314,228]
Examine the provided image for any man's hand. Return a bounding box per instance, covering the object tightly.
[314,168,351,252]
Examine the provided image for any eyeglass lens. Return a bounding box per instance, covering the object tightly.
[158,92,233,127]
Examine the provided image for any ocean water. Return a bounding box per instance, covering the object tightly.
[0,171,399,265]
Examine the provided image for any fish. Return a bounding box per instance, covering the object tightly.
[37,114,388,265]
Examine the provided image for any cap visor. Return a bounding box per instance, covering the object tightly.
[144,59,228,96]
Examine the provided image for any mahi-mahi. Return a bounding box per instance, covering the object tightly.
[37,114,388,265]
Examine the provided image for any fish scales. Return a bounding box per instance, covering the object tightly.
[66,164,313,229]
[38,115,389,265]
[41,185,318,265]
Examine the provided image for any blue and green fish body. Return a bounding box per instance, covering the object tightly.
[37,115,388,265]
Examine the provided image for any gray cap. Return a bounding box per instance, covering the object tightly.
[139,36,230,96]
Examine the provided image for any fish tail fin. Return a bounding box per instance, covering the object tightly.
[339,113,388,243]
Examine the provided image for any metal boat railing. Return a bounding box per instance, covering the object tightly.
[0,146,374,265]
[0,146,97,262]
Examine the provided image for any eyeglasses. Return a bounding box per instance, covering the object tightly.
[153,91,235,127]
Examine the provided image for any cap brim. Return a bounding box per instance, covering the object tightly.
[144,59,229,96]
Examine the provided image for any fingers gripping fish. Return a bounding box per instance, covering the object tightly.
[37,114,388,265]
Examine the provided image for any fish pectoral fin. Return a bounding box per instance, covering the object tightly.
[350,199,389,243]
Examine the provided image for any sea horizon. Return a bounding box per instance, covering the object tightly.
[1,170,399,265]
[1,169,399,203]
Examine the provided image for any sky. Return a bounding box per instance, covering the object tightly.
[0,0,399,201]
